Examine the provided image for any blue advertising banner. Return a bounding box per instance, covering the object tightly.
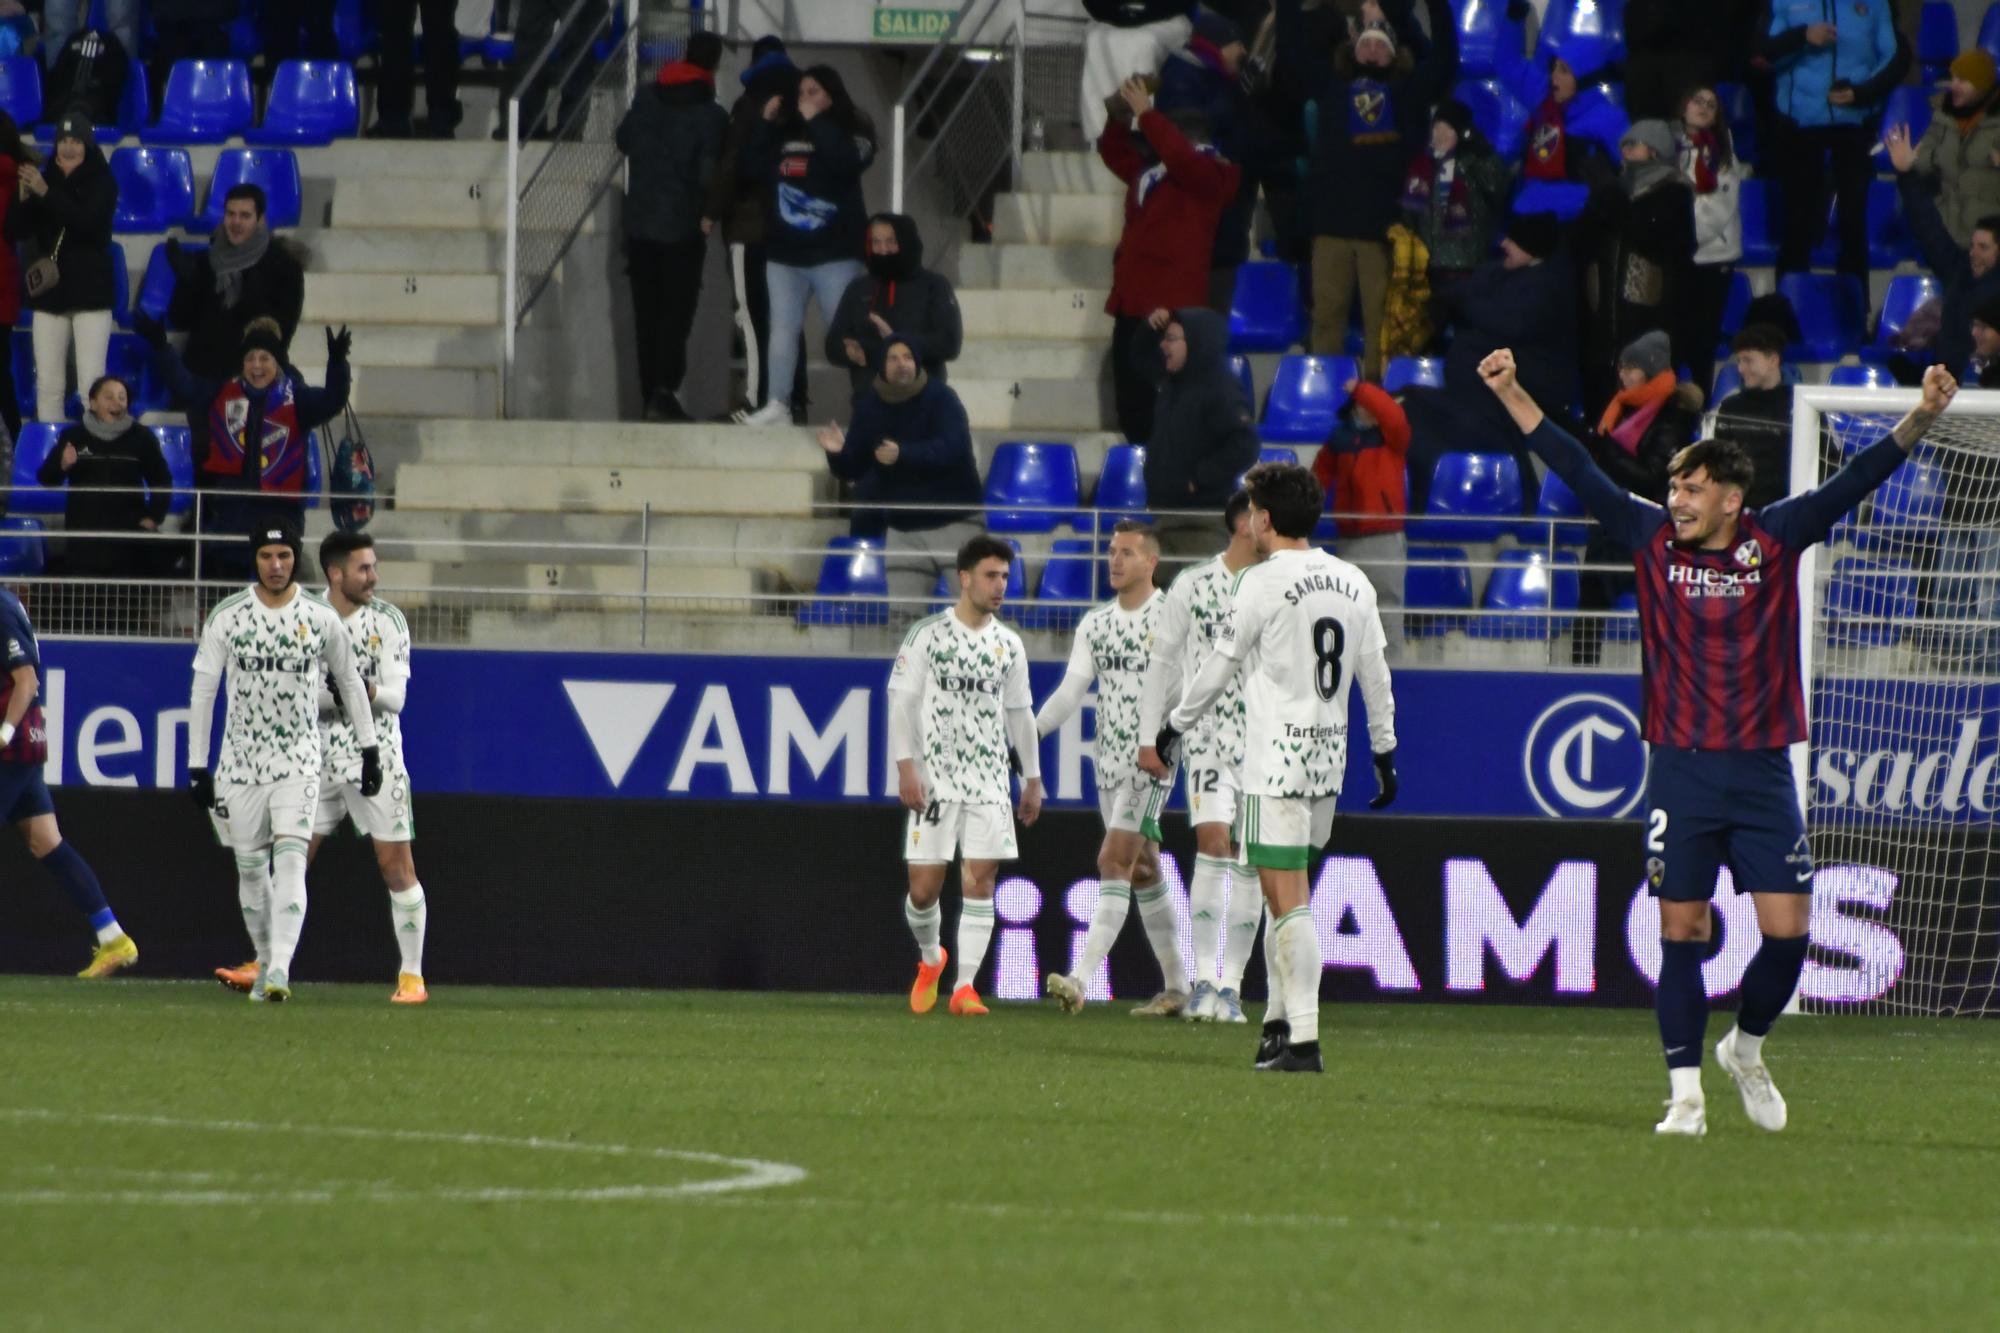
[30,641,2000,821]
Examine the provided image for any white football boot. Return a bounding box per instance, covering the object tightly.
[1715,1027,1788,1132]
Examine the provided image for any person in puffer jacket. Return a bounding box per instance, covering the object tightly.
[824,213,962,401]
[1909,50,2000,249]
[1311,379,1410,607]
[1673,85,1745,402]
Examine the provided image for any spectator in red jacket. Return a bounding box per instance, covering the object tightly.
[1098,76,1241,444]
[1311,379,1409,607]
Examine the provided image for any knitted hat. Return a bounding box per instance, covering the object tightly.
[1504,210,1560,261]
[1953,49,1997,98]
[55,113,93,148]
[1620,119,1675,162]
[1618,329,1673,379]
[1354,20,1397,58]
[240,317,285,363]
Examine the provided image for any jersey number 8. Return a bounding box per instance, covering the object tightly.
[1311,617,1345,702]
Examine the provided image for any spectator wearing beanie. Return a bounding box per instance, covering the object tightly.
[1157,10,1257,309]
[1673,85,1745,403]
[1400,98,1509,301]
[1589,329,1703,503]
[1080,0,1198,142]
[1707,323,1795,508]
[617,30,728,422]
[1517,53,1626,189]
[825,213,962,403]
[1311,379,1410,608]
[1908,51,2000,250]
[1969,294,2000,388]
[1573,119,1695,414]
[18,113,117,426]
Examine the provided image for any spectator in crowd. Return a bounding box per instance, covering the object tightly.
[503,0,608,139]
[1400,98,1508,310]
[816,332,984,604]
[1289,0,1457,378]
[1518,53,1626,189]
[1099,79,1239,444]
[1572,120,1695,412]
[1674,85,1745,402]
[1905,51,2000,250]
[616,31,727,423]
[40,2,138,76]
[825,213,962,403]
[736,65,876,427]
[257,0,339,74]
[1081,0,1197,142]
[0,114,28,442]
[1588,330,1704,502]
[1970,297,2000,388]
[1142,305,1260,557]
[1757,0,1904,284]
[706,36,804,420]
[1236,4,1312,263]
[1310,378,1408,607]
[36,375,170,581]
[165,183,306,381]
[17,114,116,426]
[1157,9,1255,309]
[1622,0,1730,123]
[1888,124,2000,384]
[370,0,464,139]
[44,22,131,127]
[150,0,236,114]
[1707,323,1794,507]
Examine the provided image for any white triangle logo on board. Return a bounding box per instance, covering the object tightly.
[562,681,674,787]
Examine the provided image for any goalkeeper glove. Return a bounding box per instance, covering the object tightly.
[188,766,215,810]
[359,746,384,798]
[1368,749,1398,810]
[1153,723,1183,769]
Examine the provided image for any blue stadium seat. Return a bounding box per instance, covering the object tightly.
[334,0,376,63]
[103,332,168,415]
[1403,546,1473,635]
[1983,0,2000,59]
[144,60,255,144]
[0,58,41,129]
[152,425,195,515]
[1737,178,1777,266]
[1227,261,1306,352]
[34,60,147,146]
[1536,0,1626,77]
[1776,272,1866,361]
[1919,1,1959,80]
[1454,0,1526,78]
[1606,589,1640,643]
[10,423,65,515]
[985,441,1081,533]
[1824,559,1917,647]
[1262,355,1356,443]
[1878,83,1936,148]
[797,537,887,626]
[1717,269,1752,352]
[1863,272,1943,364]
[1228,354,1254,406]
[109,147,196,233]
[1095,442,1148,514]
[1455,77,1526,157]
[1811,178,1911,269]
[1716,82,1757,163]
[1028,538,1099,632]
[199,149,303,229]
[1711,361,1744,403]
[1467,549,1581,639]
[1422,452,1525,543]
[1828,362,1894,388]
[0,516,45,575]
[1533,467,1591,545]
[1383,356,1444,394]
[136,240,202,325]
[247,61,361,145]
[1511,180,1589,222]
[1259,446,1299,466]
[1853,458,1946,556]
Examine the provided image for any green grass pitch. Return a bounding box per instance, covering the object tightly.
[3,978,1998,1331]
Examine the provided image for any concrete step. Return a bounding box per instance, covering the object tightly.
[292,361,499,418]
[328,178,512,231]
[991,192,1124,246]
[956,338,1108,381]
[302,273,502,325]
[405,420,824,470]
[392,560,759,598]
[365,512,840,584]
[959,287,1110,340]
[303,228,507,274]
[392,463,822,516]
[954,241,1116,290]
[956,377,1110,433]
[1018,150,1125,196]
[306,323,501,370]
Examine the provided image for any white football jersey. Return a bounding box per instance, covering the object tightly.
[1063,590,1166,789]
[321,596,411,784]
[1217,547,1395,799]
[889,610,1032,805]
[194,586,361,786]
[1155,556,1247,769]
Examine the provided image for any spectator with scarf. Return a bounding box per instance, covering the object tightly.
[1587,330,1703,501]
[1400,98,1508,309]
[1907,50,2000,249]
[36,375,169,580]
[1517,53,1626,189]
[1674,85,1745,401]
[1572,119,1695,413]
[824,213,962,402]
[165,182,306,380]
[17,113,116,426]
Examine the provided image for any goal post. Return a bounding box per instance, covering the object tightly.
[1788,386,2000,1016]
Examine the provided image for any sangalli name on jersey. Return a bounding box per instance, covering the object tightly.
[1282,572,1364,606]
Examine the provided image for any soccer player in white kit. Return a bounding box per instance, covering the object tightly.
[1138,491,1263,1023]
[1035,521,1190,1017]
[213,531,427,1003]
[188,521,380,1003]
[1144,463,1398,1072]
[891,534,1044,1016]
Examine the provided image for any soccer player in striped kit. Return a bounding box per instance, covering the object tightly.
[1481,348,1959,1135]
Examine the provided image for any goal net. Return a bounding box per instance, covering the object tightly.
[1789,387,2000,1016]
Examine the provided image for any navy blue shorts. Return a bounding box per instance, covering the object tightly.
[0,763,53,825]
[1643,747,1812,900]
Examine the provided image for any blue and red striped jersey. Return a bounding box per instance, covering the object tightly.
[1523,419,1912,750]
[0,588,47,766]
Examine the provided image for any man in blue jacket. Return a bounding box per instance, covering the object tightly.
[818,332,986,610]
[1757,0,1907,283]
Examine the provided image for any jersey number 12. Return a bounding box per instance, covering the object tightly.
[1312,617,1345,702]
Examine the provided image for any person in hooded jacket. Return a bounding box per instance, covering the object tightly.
[1311,377,1409,606]
[1142,305,1261,557]
[1908,51,2000,250]
[816,331,984,604]
[15,113,116,426]
[1517,52,1627,189]
[824,213,962,402]
[1674,85,1745,402]
[1572,119,1696,413]
[617,31,728,422]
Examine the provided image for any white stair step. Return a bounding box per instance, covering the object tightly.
[956,338,1107,380]
[991,192,1124,245]
[301,323,500,370]
[955,377,1110,432]
[302,273,501,325]
[954,241,1115,289]
[408,420,823,469]
[313,139,578,182]
[391,561,757,597]
[328,178,512,230]
[959,287,1110,339]
[366,513,837,583]
[304,228,506,273]
[1018,150,1125,196]
[393,463,821,515]
[292,361,497,418]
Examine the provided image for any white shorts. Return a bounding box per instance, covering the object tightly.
[1097,775,1170,841]
[904,800,1017,863]
[1182,751,1241,830]
[313,770,415,842]
[210,775,319,851]
[1239,792,1338,871]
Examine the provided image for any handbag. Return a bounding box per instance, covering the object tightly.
[323,404,376,532]
[23,227,61,301]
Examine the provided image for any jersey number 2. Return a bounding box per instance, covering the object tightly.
[1312,618,1345,702]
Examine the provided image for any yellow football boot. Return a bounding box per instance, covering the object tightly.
[77,934,138,978]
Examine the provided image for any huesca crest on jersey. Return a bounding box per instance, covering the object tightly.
[1734,538,1763,569]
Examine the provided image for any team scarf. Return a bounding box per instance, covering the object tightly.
[1134,140,1224,206]
[1346,78,1400,145]
[1525,95,1567,181]
[1401,151,1472,233]
[1682,128,1721,194]
[206,373,308,493]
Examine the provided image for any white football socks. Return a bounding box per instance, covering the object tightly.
[1260,904,1287,1025]
[1134,881,1189,994]
[1188,854,1231,985]
[905,895,943,967]
[266,839,310,974]
[1074,880,1131,981]
[234,850,271,967]
[955,898,995,992]
[1670,1066,1705,1104]
[1273,906,1321,1044]
[389,884,427,976]
[1220,863,1262,991]
[1731,1027,1765,1063]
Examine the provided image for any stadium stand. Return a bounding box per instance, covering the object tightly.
[1423,453,1526,543]
[1261,355,1355,443]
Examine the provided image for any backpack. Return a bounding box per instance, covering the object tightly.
[324,405,376,532]
[48,29,130,128]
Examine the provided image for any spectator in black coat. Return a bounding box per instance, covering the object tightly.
[1707,323,1795,509]
[1157,10,1256,308]
[1586,330,1704,503]
[369,0,464,139]
[1622,0,1731,122]
[37,374,169,578]
[165,183,307,381]
[16,114,117,425]
[825,213,962,403]
[1572,119,1696,414]
[616,32,728,422]
[1143,305,1260,557]
[818,333,984,605]
[1888,124,2000,384]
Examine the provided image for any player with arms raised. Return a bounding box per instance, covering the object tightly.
[1145,463,1398,1072]
[1037,521,1190,1017]
[891,534,1043,1016]
[189,521,380,1003]
[1481,348,1958,1135]
[1136,491,1263,1022]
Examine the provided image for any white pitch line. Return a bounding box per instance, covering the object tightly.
[0,1108,806,1206]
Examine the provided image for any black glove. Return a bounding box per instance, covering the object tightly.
[1153,723,1183,769]
[1368,749,1398,810]
[133,312,167,349]
[324,671,347,717]
[188,766,214,810]
[1008,746,1023,775]
[359,746,383,798]
[326,324,352,362]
